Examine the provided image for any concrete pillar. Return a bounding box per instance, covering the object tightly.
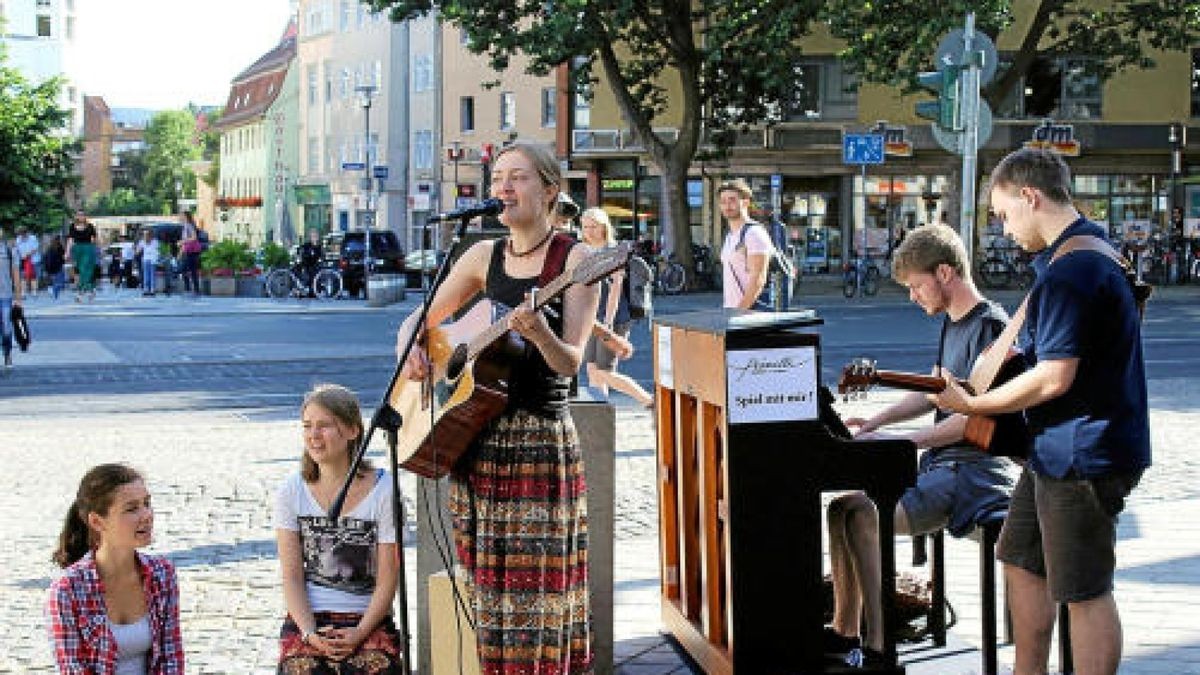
[415,400,616,674]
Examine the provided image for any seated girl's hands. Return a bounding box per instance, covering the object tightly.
[844,416,879,437]
[322,625,368,660]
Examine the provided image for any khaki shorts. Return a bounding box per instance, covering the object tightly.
[997,466,1141,603]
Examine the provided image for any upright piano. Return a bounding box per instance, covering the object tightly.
[652,309,917,674]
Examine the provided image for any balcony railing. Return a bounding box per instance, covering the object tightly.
[572,127,680,153]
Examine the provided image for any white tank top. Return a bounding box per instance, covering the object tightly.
[109,614,151,675]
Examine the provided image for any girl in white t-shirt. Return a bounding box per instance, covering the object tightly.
[273,383,403,673]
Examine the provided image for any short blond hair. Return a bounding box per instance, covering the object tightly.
[891,224,969,282]
[717,178,753,201]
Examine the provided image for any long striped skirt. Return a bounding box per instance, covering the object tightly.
[449,409,594,674]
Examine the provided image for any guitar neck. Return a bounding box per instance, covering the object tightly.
[872,370,949,394]
[465,272,571,360]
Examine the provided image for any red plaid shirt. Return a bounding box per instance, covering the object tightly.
[45,551,185,674]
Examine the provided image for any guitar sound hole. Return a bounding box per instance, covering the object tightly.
[446,345,468,381]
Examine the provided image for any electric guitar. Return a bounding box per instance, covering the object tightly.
[837,354,1031,459]
[391,242,632,478]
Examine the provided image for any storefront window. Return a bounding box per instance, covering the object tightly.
[1071,173,1161,241]
[854,174,950,259]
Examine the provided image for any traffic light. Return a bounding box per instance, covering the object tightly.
[915,67,962,132]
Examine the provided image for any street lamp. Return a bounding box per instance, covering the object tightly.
[356,83,378,298]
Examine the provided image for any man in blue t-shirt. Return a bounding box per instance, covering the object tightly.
[934,147,1150,675]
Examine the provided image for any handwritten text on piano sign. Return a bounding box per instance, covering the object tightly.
[727,346,819,424]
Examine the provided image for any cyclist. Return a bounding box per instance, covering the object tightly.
[296,229,323,291]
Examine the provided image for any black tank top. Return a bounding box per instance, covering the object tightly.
[485,237,572,417]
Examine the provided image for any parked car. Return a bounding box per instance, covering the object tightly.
[323,231,405,297]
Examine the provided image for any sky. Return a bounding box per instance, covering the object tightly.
[74,0,294,111]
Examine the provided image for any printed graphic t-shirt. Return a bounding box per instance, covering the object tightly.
[273,469,397,613]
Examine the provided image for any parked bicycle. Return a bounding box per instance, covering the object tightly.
[977,238,1034,290]
[651,252,686,295]
[265,263,342,300]
[843,255,881,298]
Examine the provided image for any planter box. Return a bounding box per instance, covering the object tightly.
[209,276,236,297]
[237,277,264,297]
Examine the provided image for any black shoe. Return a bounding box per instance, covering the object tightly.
[823,627,861,656]
[844,646,887,669]
[3,352,12,369]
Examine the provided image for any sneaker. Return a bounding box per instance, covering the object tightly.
[823,627,861,656]
[3,352,12,369]
[844,646,886,669]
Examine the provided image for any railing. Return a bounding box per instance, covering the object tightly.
[572,127,680,153]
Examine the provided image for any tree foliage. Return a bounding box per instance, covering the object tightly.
[365,0,822,267]
[85,187,167,217]
[143,110,201,212]
[0,63,79,234]
[822,0,1200,111]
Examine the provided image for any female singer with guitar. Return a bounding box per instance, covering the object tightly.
[396,141,600,673]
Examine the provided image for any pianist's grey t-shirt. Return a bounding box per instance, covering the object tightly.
[930,300,1009,463]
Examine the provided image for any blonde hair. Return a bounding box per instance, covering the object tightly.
[580,207,616,246]
[300,383,371,482]
[493,141,562,214]
[717,178,753,201]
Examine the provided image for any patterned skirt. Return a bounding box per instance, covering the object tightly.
[449,409,594,674]
[278,612,403,674]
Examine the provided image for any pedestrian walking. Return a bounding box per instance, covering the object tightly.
[0,227,24,370]
[274,384,403,674]
[718,179,772,310]
[45,463,185,674]
[67,211,99,302]
[579,206,653,407]
[395,141,599,673]
[178,212,202,297]
[137,230,160,296]
[15,226,40,297]
[933,147,1150,675]
[43,235,66,300]
[826,224,1018,668]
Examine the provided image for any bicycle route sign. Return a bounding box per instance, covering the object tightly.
[842,133,886,165]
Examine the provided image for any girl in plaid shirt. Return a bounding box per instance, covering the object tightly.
[45,464,184,674]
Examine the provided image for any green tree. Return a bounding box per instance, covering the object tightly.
[143,109,201,212]
[367,0,821,272]
[823,0,1198,112]
[85,187,167,216]
[0,63,79,233]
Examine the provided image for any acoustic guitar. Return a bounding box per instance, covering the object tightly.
[391,242,632,478]
[837,356,1031,459]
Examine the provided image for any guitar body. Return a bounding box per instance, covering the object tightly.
[963,352,1032,459]
[391,315,524,479]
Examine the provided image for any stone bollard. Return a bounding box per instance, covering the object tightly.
[367,274,407,307]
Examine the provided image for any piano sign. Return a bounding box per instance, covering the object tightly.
[1023,119,1081,157]
[726,347,818,424]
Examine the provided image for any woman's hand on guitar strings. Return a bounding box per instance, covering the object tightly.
[508,292,552,343]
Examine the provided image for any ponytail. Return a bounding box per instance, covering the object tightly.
[52,503,91,568]
[51,463,144,568]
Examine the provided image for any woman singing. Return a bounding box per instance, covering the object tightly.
[397,140,600,672]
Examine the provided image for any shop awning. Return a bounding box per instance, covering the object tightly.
[293,184,332,204]
[601,204,655,220]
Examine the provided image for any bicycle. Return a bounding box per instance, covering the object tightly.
[265,264,342,300]
[843,255,880,298]
[652,253,686,295]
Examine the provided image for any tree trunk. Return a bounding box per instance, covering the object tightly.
[658,158,694,275]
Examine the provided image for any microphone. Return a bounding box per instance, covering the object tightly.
[428,198,505,223]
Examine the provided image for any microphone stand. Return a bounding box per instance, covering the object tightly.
[327,214,473,674]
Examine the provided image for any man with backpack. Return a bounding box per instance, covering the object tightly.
[718,178,784,311]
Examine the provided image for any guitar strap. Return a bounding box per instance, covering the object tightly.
[967,234,1133,395]
[537,233,576,287]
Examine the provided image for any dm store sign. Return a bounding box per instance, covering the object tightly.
[726,347,818,424]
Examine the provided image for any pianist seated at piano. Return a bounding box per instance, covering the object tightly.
[826,224,1020,669]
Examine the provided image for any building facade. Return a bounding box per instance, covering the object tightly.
[294,0,408,246]
[215,25,297,247]
[0,0,83,136]
[574,21,1200,272]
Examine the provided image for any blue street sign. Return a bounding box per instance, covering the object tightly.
[341,161,366,171]
[373,165,389,179]
[842,133,886,165]
[770,174,782,189]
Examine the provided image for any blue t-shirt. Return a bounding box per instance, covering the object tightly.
[1020,217,1151,479]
